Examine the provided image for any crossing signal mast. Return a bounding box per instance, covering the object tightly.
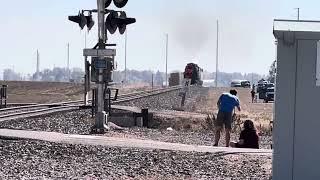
[68,0,136,133]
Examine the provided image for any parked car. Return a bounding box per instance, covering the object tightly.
[257,80,268,93]
[231,80,251,88]
[231,80,242,87]
[264,87,275,103]
[257,82,275,102]
[241,80,251,88]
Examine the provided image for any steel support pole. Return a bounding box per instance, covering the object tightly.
[215,20,219,88]
[0,88,2,109]
[295,8,300,20]
[165,34,168,87]
[125,30,127,83]
[92,0,108,133]
[85,31,87,48]
[84,56,90,105]
[67,43,70,82]
[36,50,40,81]
[151,73,154,89]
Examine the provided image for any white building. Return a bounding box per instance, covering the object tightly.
[273,19,320,180]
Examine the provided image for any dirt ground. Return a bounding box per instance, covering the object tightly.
[0,81,153,104]
[0,81,83,103]
[195,87,274,133]
[1,81,273,132]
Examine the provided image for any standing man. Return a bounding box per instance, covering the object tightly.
[214,89,241,147]
[251,85,256,103]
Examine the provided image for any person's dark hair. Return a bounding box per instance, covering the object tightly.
[244,120,255,131]
[230,89,237,96]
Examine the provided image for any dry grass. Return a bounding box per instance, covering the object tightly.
[150,87,273,134]
[196,87,273,134]
[2,82,274,134]
[1,81,150,104]
[151,111,208,131]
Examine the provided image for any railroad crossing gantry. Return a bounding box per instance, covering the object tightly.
[68,0,135,133]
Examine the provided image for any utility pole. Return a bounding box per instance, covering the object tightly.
[215,20,219,88]
[251,73,254,85]
[36,50,40,81]
[165,33,168,87]
[295,8,300,20]
[151,73,154,89]
[67,43,70,82]
[84,31,87,48]
[125,30,127,83]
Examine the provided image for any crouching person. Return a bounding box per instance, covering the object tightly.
[230,120,259,149]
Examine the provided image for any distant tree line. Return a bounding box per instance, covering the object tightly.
[267,60,276,83]
[2,67,84,83]
[2,67,266,87]
[202,71,266,87]
[113,70,164,86]
[2,69,23,81]
[32,67,84,82]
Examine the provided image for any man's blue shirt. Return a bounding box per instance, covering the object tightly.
[218,93,240,113]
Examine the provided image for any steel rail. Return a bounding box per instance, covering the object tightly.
[0,106,78,122]
[0,86,183,121]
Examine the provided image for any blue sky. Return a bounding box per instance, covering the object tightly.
[1,0,319,77]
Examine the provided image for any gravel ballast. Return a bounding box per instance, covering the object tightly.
[0,139,272,179]
[118,86,208,111]
[0,87,273,179]
[0,109,272,149]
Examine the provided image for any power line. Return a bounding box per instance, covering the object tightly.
[36,50,40,81]
[165,33,168,87]
[215,20,219,88]
[67,43,70,82]
[295,8,300,20]
[84,31,87,48]
[125,30,127,83]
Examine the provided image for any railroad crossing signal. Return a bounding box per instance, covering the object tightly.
[105,0,112,7]
[68,0,135,134]
[105,0,128,8]
[68,12,95,31]
[68,0,135,34]
[86,13,95,30]
[112,0,128,8]
[105,11,136,34]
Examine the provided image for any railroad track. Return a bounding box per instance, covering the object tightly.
[0,104,78,122]
[113,85,182,103]
[0,86,183,121]
[59,85,183,105]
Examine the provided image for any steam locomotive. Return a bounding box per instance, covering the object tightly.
[183,63,203,86]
